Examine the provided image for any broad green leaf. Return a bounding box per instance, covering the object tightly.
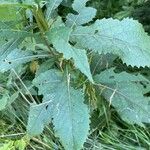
[97,68,150,84]
[90,54,117,74]
[0,20,33,40]
[0,38,24,61]
[0,28,34,72]
[94,69,150,126]
[45,0,63,20]
[47,26,93,82]
[0,4,21,21]
[30,69,90,150]
[71,18,150,67]
[0,49,35,72]
[0,29,33,39]
[27,103,52,135]
[66,0,96,26]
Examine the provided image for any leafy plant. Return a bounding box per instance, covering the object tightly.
[0,0,150,149]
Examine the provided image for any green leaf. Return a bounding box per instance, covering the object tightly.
[30,69,90,150]
[0,20,33,40]
[96,68,150,84]
[66,0,96,26]
[27,103,52,135]
[94,69,150,126]
[0,38,24,60]
[0,93,8,111]
[71,18,150,67]
[0,91,19,111]
[46,0,63,20]
[0,29,33,39]
[0,4,21,21]
[0,49,35,72]
[47,26,93,82]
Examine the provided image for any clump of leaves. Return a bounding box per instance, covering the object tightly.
[0,0,150,149]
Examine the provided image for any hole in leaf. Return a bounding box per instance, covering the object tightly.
[46,105,49,110]
[109,76,115,79]
[94,30,98,34]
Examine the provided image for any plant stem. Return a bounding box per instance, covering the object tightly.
[32,4,58,57]
[33,5,49,32]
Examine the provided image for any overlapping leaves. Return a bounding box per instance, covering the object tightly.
[47,26,93,82]
[66,0,96,26]
[0,0,150,149]
[94,69,150,126]
[27,69,90,150]
[71,18,150,67]
[46,0,63,20]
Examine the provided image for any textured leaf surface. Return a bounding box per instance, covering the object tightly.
[94,69,150,126]
[46,0,63,20]
[47,26,93,82]
[0,38,24,59]
[0,49,35,72]
[97,68,150,83]
[0,5,21,21]
[66,0,96,26]
[0,92,18,110]
[71,18,150,67]
[27,103,52,135]
[0,94,8,111]
[0,29,33,39]
[0,20,33,40]
[31,69,90,150]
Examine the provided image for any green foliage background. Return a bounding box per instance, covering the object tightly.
[0,0,150,150]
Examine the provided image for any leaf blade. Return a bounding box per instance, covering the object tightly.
[32,69,90,150]
[47,26,93,82]
[94,69,150,126]
[71,18,150,67]
[66,0,96,26]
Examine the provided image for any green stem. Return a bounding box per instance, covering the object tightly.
[32,4,57,56]
[33,4,49,32]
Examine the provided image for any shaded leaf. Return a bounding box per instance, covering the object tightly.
[94,69,150,126]
[0,91,19,111]
[46,0,63,20]
[0,49,38,73]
